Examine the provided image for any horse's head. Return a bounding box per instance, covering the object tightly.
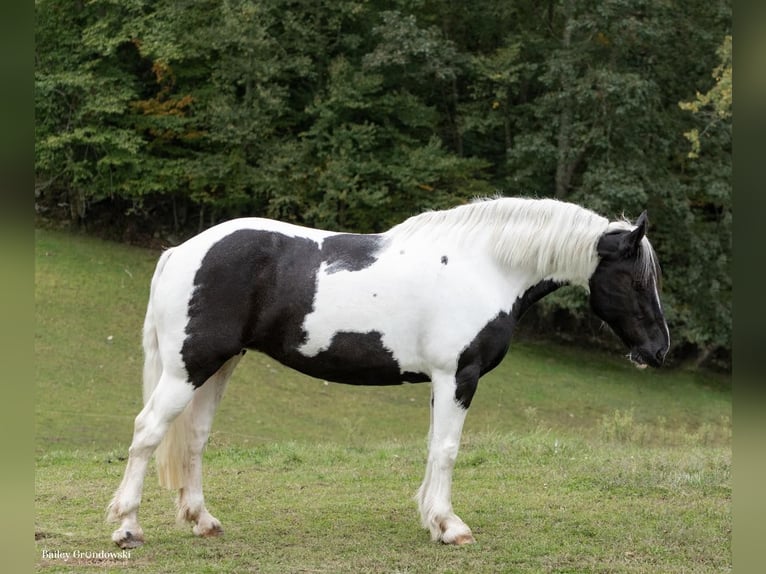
[589,212,670,369]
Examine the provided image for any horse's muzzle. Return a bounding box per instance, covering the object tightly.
[629,345,667,369]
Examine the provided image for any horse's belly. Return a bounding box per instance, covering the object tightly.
[262,330,430,386]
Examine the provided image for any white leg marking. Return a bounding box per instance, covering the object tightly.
[416,371,475,545]
[106,372,195,548]
[177,356,240,537]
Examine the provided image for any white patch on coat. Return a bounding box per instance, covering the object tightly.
[298,237,535,376]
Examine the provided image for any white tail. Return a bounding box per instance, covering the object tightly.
[141,248,191,490]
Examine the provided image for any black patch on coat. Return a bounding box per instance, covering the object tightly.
[181,230,319,388]
[289,331,428,385]
[441,255,448,265]
[181,229,414,388]
[323,234,383,274]
[454,279,561,408]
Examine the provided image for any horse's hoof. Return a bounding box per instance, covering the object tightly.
[193,521,223,538]
[112,528,144,549]
[440,521,475,545]
[451,532,476,545]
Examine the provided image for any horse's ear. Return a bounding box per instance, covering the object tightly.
[619,211,648,257]
[634,211,649,232]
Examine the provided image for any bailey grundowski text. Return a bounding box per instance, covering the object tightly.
[41,549,132,561]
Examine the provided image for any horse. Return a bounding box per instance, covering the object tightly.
[106,196,669,548]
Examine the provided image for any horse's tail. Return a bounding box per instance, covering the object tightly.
[141,248,172,405]
[141,248,189,490]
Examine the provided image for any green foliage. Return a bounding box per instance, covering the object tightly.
[35,0,731,367]
[679,35,732,159]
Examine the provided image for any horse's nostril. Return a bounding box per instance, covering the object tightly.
[656,348,666,364]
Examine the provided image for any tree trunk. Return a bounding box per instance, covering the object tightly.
[555,7,574,199]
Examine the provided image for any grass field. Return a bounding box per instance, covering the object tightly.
[34,228,731,572]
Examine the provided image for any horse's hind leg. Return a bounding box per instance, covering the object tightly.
[176,355,241,537]
[107,370,194,548]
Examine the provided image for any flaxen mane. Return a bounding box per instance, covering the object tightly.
[388,197,618,287]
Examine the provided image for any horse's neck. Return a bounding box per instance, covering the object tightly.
[494,234,598,288]
[386,199,607,287]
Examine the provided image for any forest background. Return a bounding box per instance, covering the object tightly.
[34,0,732,370]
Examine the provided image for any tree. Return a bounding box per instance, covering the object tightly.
[35,0,144,222]
[672,34,732,366]
[679,35,732,159]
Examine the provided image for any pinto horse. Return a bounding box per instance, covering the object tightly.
[107,197,669,548]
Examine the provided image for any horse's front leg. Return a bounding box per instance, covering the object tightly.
[416,369,477,545]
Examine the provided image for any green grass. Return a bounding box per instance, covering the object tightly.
[36,437,729,573]
[35,228,731,572]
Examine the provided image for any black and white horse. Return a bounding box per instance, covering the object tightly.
[107,197,669,548]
